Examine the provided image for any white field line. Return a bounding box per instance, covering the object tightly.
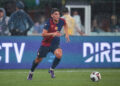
[0,70,120,74]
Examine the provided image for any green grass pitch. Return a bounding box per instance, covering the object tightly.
[0,69,120,86]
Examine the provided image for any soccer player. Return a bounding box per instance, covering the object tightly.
[27,8,70,80]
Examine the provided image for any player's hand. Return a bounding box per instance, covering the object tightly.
[52,31,61,37]
[65,34,70,42]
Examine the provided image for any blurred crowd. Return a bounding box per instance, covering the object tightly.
[0,1,85,36]
[0,0,120,36]
[92,14,120,33]
[0,1,33,36]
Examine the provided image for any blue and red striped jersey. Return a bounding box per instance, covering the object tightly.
[42,18,66,47]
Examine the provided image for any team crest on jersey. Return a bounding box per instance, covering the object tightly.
[55,27,58,30]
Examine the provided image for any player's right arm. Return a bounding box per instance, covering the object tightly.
[42,29,61,37]
[42,19,61,37]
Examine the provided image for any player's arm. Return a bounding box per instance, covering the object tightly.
[42,29,61,37]
[42,19,61,37]
[63,23,70,42]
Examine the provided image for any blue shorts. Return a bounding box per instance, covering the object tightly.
[37,45,60,58]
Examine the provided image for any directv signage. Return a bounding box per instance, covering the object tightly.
[0,36,120,69]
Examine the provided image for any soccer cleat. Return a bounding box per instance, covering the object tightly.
[48,69,55,78]
[27,72,33,80]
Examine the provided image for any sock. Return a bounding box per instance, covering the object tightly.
[51,57,61,69]
[31,60,39,72]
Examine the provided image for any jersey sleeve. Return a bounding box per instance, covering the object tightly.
[63,19,66,25]
[61,18,66,26]
[44,19,50,31]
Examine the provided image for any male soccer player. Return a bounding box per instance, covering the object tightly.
[27,8,70,80]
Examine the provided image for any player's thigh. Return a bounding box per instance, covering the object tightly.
[54,48,62,59]
[37,46,49,58]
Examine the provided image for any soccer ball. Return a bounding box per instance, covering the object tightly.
[90,71,101,82]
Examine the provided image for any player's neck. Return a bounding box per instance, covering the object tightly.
[53,19,59,24]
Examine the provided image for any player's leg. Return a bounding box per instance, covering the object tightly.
[49,48,62,78]
[27,46,49,80]
[52,48,62,69]
[30,57,43,72]
[27,57,42,80]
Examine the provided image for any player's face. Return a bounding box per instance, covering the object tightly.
[51,11,60,22]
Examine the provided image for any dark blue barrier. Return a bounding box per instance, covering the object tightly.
[0,36,120,69]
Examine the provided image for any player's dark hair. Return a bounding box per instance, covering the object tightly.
[62,7,69,13]
[51,8,60,14]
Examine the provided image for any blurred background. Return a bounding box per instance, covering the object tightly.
[0,0,120,36]
[0,0,120,69]
[0,1,120,86]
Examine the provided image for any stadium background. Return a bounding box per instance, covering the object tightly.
[0,0,120,86]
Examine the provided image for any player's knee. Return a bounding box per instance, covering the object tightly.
[56,53,62,59]
[54,49,62,59]
[35,57,42,63]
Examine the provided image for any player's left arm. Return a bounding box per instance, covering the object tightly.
[63,23,70,42]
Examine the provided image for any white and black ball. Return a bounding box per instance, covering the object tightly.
[90,71,101,82]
